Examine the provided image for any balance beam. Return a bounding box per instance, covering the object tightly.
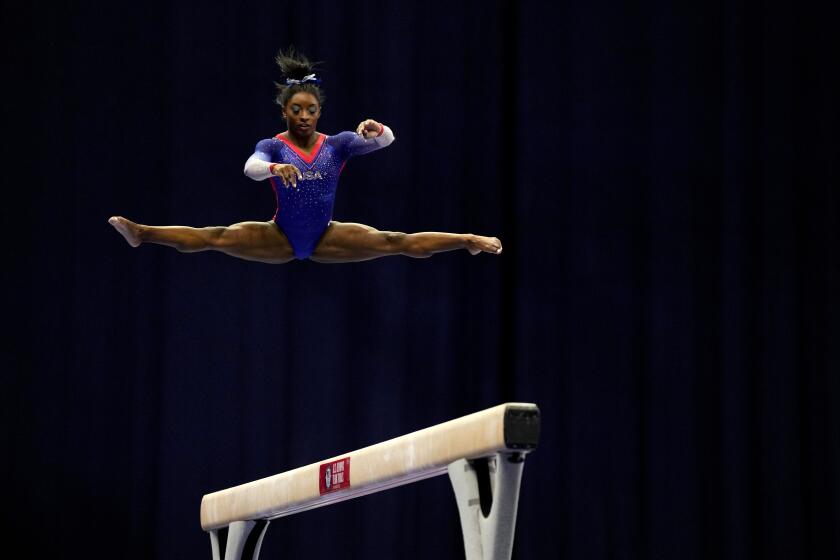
[200,402,540,560]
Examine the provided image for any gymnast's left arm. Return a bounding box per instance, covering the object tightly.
[356,119,395,143]
[346,119,395,156]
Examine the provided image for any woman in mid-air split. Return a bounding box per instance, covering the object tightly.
[109,49,502,263]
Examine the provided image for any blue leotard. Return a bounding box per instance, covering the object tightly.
[250,132,390,259]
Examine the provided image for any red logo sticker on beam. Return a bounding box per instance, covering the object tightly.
[319,457,351,495]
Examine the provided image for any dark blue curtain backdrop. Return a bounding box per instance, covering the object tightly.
[5,1,838,559]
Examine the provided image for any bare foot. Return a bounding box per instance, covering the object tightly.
[109,216,142,247]
[466,234,503,255]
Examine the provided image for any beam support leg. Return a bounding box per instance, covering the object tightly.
[448,453,526,560]
[209,519,270,560]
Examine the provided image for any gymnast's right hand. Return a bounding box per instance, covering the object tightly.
[270,163,303,188]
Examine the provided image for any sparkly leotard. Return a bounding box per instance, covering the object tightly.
[248,131,392,259]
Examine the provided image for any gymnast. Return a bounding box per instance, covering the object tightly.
[109,49,502,263]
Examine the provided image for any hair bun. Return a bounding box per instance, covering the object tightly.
[273,46,326,107]
[275,47,317,80]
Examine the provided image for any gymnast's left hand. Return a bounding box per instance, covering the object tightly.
[356,119,384,139]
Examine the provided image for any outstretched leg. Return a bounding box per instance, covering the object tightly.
[108,216,295,264]
[310,221,502,263]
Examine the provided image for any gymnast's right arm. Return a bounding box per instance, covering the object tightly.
[243,139,302,187]
[243,139,277,180]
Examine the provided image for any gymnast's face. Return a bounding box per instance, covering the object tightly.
[283,92,321,137]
